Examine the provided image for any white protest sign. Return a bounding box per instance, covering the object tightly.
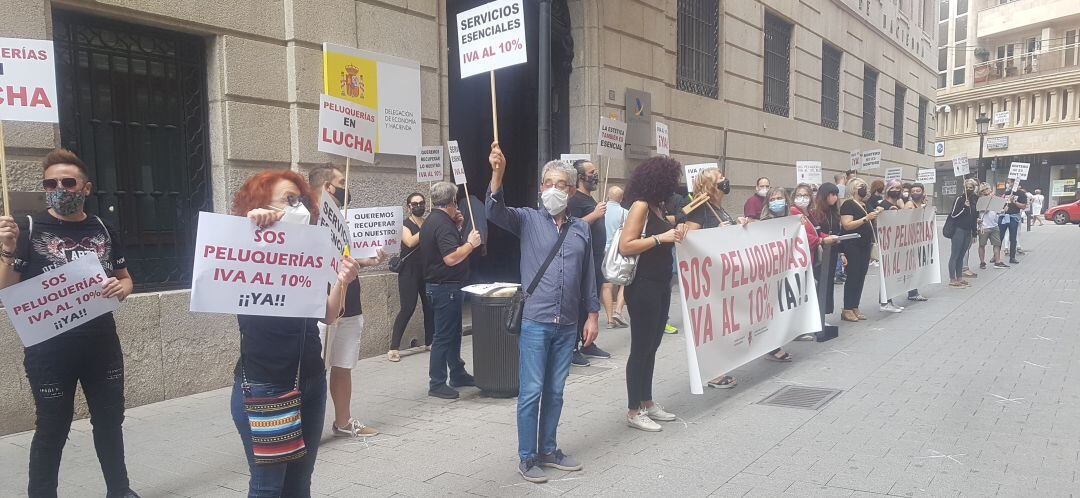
[885,167,903,182]
[0,38,58,123]
[861,149,882,170]
[597,117,627,158]
[993,110,1010,125]
[190,212,339,318]
[849,150,862,170]
[318,190,353,256]
[684,163,716,189]
[348,206,403,258]
[447,140,467,185]
[951,155,970,177]
[456,0,528,78]
[318,94,376,164]
[1008,162,1030,180]
[796,161,822,185]
[677,216,820,394]
[917,168,937,184]
[655,121,670,156]
[417,146,445,182]
[875,207,941,301]
[0,256,118,347]
[560,153,590,163]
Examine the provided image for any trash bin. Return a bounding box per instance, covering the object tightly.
[470,294,519,398]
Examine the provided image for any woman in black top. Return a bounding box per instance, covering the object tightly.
[388,192,435,361]
[947,179,979,288]
[619,156,687,432]
[838,178,879,322]
[809,183,844,317]
[0,149,138,498]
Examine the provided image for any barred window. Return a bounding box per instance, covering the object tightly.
[763,11,793,117]
[893,84,907,148]
[863,66,879,140]
[676,0,719,99]
[821,43,842,129]
[917,97,928,153]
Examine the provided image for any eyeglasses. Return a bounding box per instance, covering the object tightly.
[279,194,309,207]
[43,178,79,190]
[408,201,425,207]
[541,180,570,190]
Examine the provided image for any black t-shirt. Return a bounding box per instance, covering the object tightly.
[866,194,883,212]
[566,191,605,268]
[878,197,900,211]
[1006,191,1028,215]
[421,209,469,283]
[664,193,691,223]
[840,199,874,249]
[634,207,674,283]
[13,212,127,338]
[399,218,423,271]
[687,203,734,229]
[235,316,324,384]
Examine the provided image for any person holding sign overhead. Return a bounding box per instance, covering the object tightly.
[0,149,137,498]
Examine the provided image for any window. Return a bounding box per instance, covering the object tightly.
[954,16,967,42]
[893,84,907,147]
[917,97,928,153]
[821,43,842,129]
[676,0,720,99]
[939,0,949,21]
[956,0,967,16]
[953,67,965,85]
[1066,30,1077,67]
[954,42,967,67]
[862,66,878,140]
[938,46,948,71]
[53,12,213,291]
[938,22,949,47]
[763,11,793,116]
[938,72,947,88]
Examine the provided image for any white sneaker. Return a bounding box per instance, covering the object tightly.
[879,303,903,313]
[645,403,676,422]
[627,411,662,432]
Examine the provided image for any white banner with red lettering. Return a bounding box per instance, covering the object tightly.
[318,94,377,164]
[676,216,820,394]
[0,38,58,123]
[874,207,941,301]
[190,212,340,318]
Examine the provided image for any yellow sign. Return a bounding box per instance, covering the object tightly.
[323,51,378,111]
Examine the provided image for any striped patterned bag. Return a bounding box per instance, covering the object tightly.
[244,388,306,464]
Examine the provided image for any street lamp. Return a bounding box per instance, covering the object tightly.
[976,113,991,182]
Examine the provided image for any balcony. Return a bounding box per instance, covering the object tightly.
[973,41,1080,88]
[978,0,1080,38]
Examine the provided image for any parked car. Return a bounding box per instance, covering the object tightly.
[1045,199,1080,225]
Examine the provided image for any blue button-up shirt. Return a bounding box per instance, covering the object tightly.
[486,188,601,325]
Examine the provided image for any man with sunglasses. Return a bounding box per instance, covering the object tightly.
[566,159,612,366]
[0,149,138,498]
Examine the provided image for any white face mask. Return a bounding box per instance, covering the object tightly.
[794,196,810,208]
[757,187,769,197]
[540,187,568,216]
[280,203,311,225]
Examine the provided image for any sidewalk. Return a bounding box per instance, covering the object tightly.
[1,224,1078,497]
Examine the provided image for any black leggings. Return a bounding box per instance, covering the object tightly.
[624,276,671,411]
[390,264,434,350]
[843,244,872,310]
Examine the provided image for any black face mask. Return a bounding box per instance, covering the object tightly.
[912,193,924,201]
[887,191,900,200]
[581,174,599,192]
[332,186,348,206]
[857,186,868,198]
[410,205,426,217]
[719,178,731,195]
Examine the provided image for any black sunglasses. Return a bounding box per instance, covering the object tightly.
[43,178,79,190]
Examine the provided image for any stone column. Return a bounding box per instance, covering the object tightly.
[1048,90,1059,123]
[1033,92,1044,123]
[1017,94,1028,127]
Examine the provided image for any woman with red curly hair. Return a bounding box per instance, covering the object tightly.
[228,170,359,497]
[618,156,688,432]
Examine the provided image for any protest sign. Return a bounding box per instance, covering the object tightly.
[861,149,881,170]
[796,161,822,185]
[885,167,903,182]
[0,38,58,123]
[684,163,717,189]
[455,0,528,78]
[447,140,467,185]
[917,168,937,184]
[597,118,627,158]
[417,146,444,182]
[655,121,670,156]
[849,150,862,170]
[348,206,403,258]
[0,255,119,347]
[560,153,590,163]
[676,216,820,394]
[322,43,421,155]
[1008,162,1030,180]
[318,191,352,256]
[993,110,1009,125]
[951,155,970,176]
[318,94,376,164]
[190,212,339,318]
[874,207,941,301]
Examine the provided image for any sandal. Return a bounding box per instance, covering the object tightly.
[387,350,400,362]
[707,375,737,389]
[612,314,629,328]
[765,351,793,362]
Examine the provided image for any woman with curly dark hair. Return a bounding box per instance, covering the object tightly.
[618,156,687,432]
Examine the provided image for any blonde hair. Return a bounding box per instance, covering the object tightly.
[846,178,868,200]
[692,167,723,199]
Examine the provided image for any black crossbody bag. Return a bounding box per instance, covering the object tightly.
[505,221,571,335]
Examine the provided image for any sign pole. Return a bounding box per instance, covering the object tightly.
[0,121,8,216]
[462,184,478,235]
[490,72,499,143]
[600,156,610,202]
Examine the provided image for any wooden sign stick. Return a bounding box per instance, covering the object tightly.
[0,122,9,216]
[600,156,610,202]
[490,72,499,143]
[462,183,478,235]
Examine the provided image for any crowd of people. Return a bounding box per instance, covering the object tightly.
[0,146,1046,496]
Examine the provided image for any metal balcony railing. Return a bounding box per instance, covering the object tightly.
[973,41,1080,87]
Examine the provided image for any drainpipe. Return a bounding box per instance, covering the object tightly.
[538,0,551,190]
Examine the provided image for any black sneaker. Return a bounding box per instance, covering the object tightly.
[449,373,475,388]
[579,343,611,359]
[428,384,459,399]
[1009,259,1020,264]
[979,262,987,270]
[571,350,590,366]
[107,490,141,498]
[994,262,1009,268]
[519,458,548,483]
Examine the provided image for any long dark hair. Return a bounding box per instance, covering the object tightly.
[623,156,681,208]
[810,182,841,232]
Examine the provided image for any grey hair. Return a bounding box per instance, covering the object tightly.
[430,181,459,207]
[541,160,576,185]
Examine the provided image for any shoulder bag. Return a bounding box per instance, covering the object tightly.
[505,221,571,335]
[942,195,964,239]
[387,246,416,273]
[241,322,307,465]
[603,207,648,286]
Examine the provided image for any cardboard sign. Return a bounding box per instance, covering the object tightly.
[849,150,862,170]
[796,161,822,185]
[456,0,528,78]
[322,43,422,156]
[976,195,1006,212]
[951,155,970,177]
[861,149,881,170]
[560,153,590,163]
[0,256,119,347]
[348,206,403,258]
[684,163,716,189]
[875,207,942,301]
[0,38,59,123]
[417,146,444,182]
[318,94,377,164]
[917,168,937,184]
[676,216,820,394]
[190,212,339,318]
[597,118,627,158]
[993,110,1010,125]
[885,167,903,182]
[318,190,352,256]
[1008,162,1030,180]
[447,140,467,185]
[655,121,670,156]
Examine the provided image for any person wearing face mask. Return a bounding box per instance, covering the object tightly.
[756,187,807,361]
[975,183,1007,270]
[603,186,629,329]
[866,179,885,212]
[486,145,600,483]
[807,183,844,323]
[566,160,612,365]
[0,150,138,498]
[233,169,361,497]
[388,193,435,362]
[874,181,905,313]
[743,177,771,219]
[998,180,1026,264]
[903,183,929,302]
[946,179,979,288]
[838,178,878,322]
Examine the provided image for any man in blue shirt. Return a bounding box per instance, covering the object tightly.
[486,143,600,484]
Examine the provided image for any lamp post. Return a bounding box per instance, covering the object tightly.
[976,113,991,183]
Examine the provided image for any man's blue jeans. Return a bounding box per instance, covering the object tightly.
[999,214,1020,259]
[517,319,576,461]
[426,283,468,389]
